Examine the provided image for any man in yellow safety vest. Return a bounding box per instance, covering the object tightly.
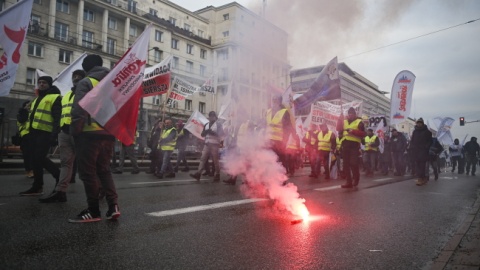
[302,124,319,177]
[362,128,380,177]
[157,119,177,179]
[317,123,337,180]
[336,107,366,188]
[19,76,61,196]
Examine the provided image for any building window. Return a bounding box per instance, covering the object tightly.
[200,49,207,59]
[129,25,137,37]
[149,8,158,16]
[171,38,179,49]
[184,23,190,31]
[26,68,36,85]
[127,0,137,13]
[82,31,94,48]
[185,99,192,111]
[186,44,193,55]
[223,13,229,20]
[153,95,161,106]
[108,17,117,30]
[153,50,162,62]
[172,57,179,69]
[28,42,43,57]
[220,68,228,82]
[155,30,163,42]
[186,61,193,73]
[199,102,205,114]
[169,17,176,26]
[56,0,69,13]
[219,50,229,60]
[54,22,68,41]
[200,65,206,76]
[83,9,94,22]
[59,49,72,63]
[197,29,204,38]
[107,38,116,55]
[222,31,229,37]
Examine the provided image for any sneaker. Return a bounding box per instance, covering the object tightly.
[26,171,34,178]
[190,173,201,181]
[341,183,353,188]
[39,191,66,203]
[112,170,123,174]
[106,205,121,220]
[131,170,140,174]
[68,209,101,223]
[19,187,43,196]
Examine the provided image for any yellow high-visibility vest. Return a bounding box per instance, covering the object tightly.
[160,127,177,151]
[306,130,319,146]
[30,94,60,132]
[343,119,362,143]
[60,90,74,127]
[318,130,333,151]
[364,135,378,151]
[17,121,30,137]
[266,108,287,141]
[336,136,344,150]
[82,77,104,132]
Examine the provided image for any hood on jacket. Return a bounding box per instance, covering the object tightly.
[86,66,109,82]
[39,85,61,96]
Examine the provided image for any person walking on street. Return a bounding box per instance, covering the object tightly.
[390,129,407,176]
[19,76,61,196]
[113,132,140,174]
[336,107,366,188]
[39,70,86,203]
[449,138,463,173]
[190,111,225,182]
[409,118,432,186]
[317,123,336,180]
[16,100,34,178]
[69,54,120,223]
[303,124,319,178]
[362,128,380,177]
[464,137,480,176]
[429,137,444,180]
[157,119,177,179]
[174,120,190,172]
[147,120,163,175]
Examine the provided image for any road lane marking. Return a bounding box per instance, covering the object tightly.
[0,203,5,206]
[373,177,393,182]
[146,198,267,217]
[131,179,210,185]
[440,177,454,179]
[314,185,341,191]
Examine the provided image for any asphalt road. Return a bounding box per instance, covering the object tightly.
[0,168,479,269]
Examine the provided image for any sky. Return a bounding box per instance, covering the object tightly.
[170,0,480,142]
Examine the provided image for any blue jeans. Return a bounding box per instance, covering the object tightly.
[160,150,174,174]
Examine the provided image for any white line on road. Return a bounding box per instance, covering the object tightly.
[314,185,341,191]
[131,179,210,185]
[373,178,394,182]
[0,203,5,206]
[146,198,267,217]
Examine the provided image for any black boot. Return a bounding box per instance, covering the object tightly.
[39,191,66,203]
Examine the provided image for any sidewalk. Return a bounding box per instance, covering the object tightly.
[432,190,480,270]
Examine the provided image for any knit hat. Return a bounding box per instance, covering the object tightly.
[82,54,103,72]
[208,111,217,117]
[391,128,398,132]
[348,107,356,114]
[416,118,424,123]
[38,76,53,87]
[72,69,86,78]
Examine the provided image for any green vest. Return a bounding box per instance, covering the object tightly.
[82,77,105,132]
[364,135,378,151]
[160,127,177,151]
[266,108,287,141]
[17,121,30,137]
[60,90,74,127]
[30,94,60,132]
[343,119,362,143]
[317,130,333,151]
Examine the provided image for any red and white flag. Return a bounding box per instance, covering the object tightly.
[184,110,208,140]
[79,24,152,145]
[0,0,34,96]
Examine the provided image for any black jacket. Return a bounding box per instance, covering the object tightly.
[390,133,407,153]
[464,138,480,157]
[410,124,432,158]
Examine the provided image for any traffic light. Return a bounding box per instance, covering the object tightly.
[459,117,465,126]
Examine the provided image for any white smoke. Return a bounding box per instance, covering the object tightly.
[223,127,309,219]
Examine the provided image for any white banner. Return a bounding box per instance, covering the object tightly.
[184,110,208,140]
[54,53,87,95]
[0,0,34,96]
[309,100,363,132]
[199,72,215,93]
[166,76,198,107]
[142,56,171,97]
[390,70,416,126]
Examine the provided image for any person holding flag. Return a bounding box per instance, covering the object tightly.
[69,55,120,223]
[336,107,366,188]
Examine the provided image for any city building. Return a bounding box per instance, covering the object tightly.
[0,0,290,150]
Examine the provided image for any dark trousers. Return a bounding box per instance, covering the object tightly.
[20,133,34,172]
[317,150,330,178]
[75,135,117,211]
[286,153,296,175]
[392,151,405,175]
[415,151,429,179]
[342,141,360,184]
[175,147,189,170]
[149,149,162,173]
[466,155,478,175]
[307,148,318,175]
[270,140,286,170]
[29,130,60,189]
[451,156,460,172]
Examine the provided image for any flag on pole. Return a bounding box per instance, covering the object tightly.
[0,0,34,96]
[199,72,216,93]
[166,76,198,107]
[293,56,340,110]
[79,24,153,145]
[390,70,416,126]
[53,53,88,95]
[435,117,455,145]
[184,110,208,140]
[142,55,171,97]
